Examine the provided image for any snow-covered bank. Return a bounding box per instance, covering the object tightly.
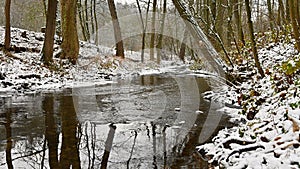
[0,27,187,94]
[197,39,300,168]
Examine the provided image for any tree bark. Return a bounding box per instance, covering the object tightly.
[289,0,300,52]
[136,0,150,63]
[41,0,58,66]
[78,0,88,41]
[60,0,80,64]
[150,0,158,61]
[93,0,98,44]
[267,0,274,30]
[172,0,226,73]
[156,0,167,64]
[4,0,11,51]
[179,29,188,63]
[233,0,245,46]
[107,0,125,58]
[245,0,265,77]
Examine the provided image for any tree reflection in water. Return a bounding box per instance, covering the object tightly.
[59,95,81,169]
[5,105,13,169]
[43,94,59,168]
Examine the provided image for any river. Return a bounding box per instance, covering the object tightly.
[0,74,232,169]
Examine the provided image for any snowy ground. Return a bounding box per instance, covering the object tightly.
[197,36,300,168]
[2,27,300,168]
[0,27,187,94]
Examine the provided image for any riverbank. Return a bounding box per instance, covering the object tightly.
[197,33,300,168]
[0,27,187,94]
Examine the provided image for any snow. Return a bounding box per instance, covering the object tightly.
[197,38,300,168]
[0,26,189,94]
[1,26,300,167]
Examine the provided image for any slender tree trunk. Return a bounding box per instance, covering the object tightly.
[42,0,47,16]
[107,0,125,58]
[41,0,58,66]
[84,0,90,41]
[233,0,245,46]
[286,0,291,23]
[245,0,265,77]
[4,0,11,51]
[226,0,233,49]
[289,0,300,51]
[295,0,300,26]
[78,0,88,41]
[90,0,95,38]
[60,0,80,64]
[179,29,188,63]
[277,0,286,26]
[150,0,158,61]
[93,0,98,45]
[136,0,150,63]
[267,0,274,30]
[156,0,167,64]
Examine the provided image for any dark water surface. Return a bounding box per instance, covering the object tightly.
[0,74,232,169]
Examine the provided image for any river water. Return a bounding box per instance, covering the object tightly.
[0,74,232,169]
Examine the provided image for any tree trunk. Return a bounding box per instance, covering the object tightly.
[289,0,300,51]
[179,29,188,63]
[4,0,11,51]
[267,0,274,30]
[107,0,125,58]
[41,0,58,66]
[233,0,245,46]
[245,0,265,77]
[150,0,158,61]
[93,0,98,44]
[277,0,286,26]
[156,0,167,64]
[286,0,291,23]
[78,0,88,41]
[60,0,79,64]
[172,0,225,73]
[84,0,90,41]
[136,0,150,63]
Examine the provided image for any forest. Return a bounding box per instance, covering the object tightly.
[0,0,300,168]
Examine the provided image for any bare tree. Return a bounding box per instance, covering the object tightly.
[156,0,167,64]
[41,0,58,66]
[150,0,158,61]
[107,0,125,58]
[60,0,80,64]
[245,0,265,77]
[233,0,245,46]
[4,0,11,51]
[136,0,151,62]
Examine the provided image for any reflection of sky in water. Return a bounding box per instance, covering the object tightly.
[0,75,231,169]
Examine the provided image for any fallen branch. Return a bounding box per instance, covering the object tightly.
[226,144,265,162]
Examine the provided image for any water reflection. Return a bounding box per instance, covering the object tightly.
[0,75,232,169]
[4,106,13,169]
[43,95,59,169]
